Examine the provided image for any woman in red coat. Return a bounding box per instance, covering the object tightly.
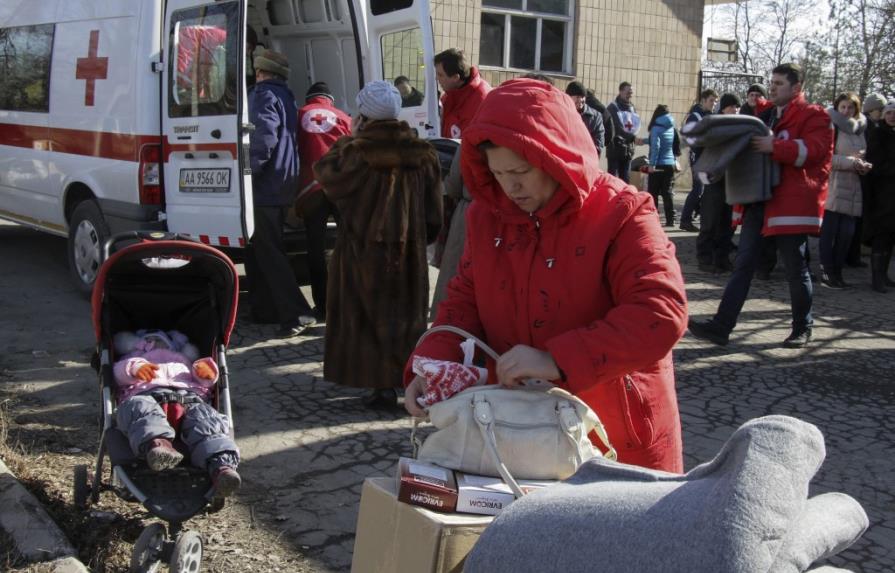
[404,79,688,472]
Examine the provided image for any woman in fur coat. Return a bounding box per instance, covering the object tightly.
[315,81,443,408]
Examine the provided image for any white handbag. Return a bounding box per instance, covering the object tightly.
[412,326,617,497]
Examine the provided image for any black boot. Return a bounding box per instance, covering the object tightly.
[871,252,889,293]
[820,266,844,290]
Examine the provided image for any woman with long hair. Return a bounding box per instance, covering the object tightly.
[645,104,678,227]
[819,92,871,289]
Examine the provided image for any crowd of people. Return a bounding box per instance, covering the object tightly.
[241,43,893,473]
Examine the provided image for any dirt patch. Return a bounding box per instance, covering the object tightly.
[0,392,319,572]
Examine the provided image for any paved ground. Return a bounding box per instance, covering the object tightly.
[2,205,894,571]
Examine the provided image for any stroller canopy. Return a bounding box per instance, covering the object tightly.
[91,239,239,354]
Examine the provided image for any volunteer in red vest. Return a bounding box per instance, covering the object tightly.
[689,63,833,349]
[404,79,688,473]
[434,48,491,139]
[296,81,352,319]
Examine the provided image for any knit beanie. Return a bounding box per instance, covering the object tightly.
[254,49,289,80]
[863,93,887,114]
[565,81,588,97]
[747,83,767,98]
[356,80,402,120]
[883,100,895,114]
[306,81,334,102]
[719,93,742,111]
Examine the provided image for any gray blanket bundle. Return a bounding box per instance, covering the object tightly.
[683,114,780,206]
[465,416,868,573]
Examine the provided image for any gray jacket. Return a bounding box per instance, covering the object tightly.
[683,114,779,205]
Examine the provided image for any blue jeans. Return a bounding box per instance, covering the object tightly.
[680,152,703,224]
[714,203,813,333]
[819,210,856,271]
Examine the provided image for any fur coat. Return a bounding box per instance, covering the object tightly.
[315,120,443,389]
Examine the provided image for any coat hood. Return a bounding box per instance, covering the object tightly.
[460,78,601,219]
[653,114,675,129]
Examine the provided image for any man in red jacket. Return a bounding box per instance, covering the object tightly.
[404,79,688,473]
[689,63,833,348]
[296,82,352,319]
[434,48,491,139]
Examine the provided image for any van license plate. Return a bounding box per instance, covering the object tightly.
[179,168,230,193]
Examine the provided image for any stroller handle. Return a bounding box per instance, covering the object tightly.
[103,231,203,260]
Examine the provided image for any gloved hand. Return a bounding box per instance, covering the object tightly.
[135,363,159,382]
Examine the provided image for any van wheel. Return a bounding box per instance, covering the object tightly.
[67,200,109,297]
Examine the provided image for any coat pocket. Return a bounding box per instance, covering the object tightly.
[618,375,655,448]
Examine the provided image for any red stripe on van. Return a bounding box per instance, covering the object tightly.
[199,235,210,244]
[218,236,230,247]
[0,123,160,162]
[238,237,245,247]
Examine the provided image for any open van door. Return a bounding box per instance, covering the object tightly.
[361,0,439,138]
[162,0,253,248]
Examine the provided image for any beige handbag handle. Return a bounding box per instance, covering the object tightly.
[414,325,501,361]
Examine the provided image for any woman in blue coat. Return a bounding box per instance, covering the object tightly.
[645,105,677,226]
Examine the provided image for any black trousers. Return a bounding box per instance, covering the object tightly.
[695,181,733,265]
[647,165,676,224]
[300,192,339,312]
[245,205,311,327]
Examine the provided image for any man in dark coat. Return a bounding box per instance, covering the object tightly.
[679,89,718,232]
[606,82,641,183]
[566,81,605,155]
[246,49,316,337]
[864,101,895,292]
[315,81,443,408]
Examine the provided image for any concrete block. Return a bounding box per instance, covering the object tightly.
[0,459,77,563]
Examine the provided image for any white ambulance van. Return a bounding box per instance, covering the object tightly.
[0,0,439,294]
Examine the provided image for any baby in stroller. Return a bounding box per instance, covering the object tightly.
[113,329,241,498]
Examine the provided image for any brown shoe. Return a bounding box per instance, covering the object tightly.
[212,467,242,498]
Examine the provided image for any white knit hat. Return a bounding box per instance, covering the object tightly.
[356,80,402,120]
[883,100,895,114]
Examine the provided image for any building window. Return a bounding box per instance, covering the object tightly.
[0,24,55,113]
[479,0,572,74]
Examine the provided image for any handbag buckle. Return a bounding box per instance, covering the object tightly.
[473,394,493,424]
[557,402,580,433]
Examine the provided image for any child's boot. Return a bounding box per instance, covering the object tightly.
[212,467,242,498]
[145,438,183,471]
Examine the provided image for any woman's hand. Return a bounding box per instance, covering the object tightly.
[404,376,427,417]
[135,363,159,382]
[496,345,561,387]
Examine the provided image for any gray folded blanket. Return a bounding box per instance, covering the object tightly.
[465,415,868,573]
[683,114,779,205]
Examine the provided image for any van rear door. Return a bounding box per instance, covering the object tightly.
[363,0,440,138]
[162,0,253,248]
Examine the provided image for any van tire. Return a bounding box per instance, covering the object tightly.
[67,200,109,297]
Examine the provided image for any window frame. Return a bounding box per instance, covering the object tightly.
[478,0,574,75]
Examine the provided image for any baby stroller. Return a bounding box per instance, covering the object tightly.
[73,231,239,572]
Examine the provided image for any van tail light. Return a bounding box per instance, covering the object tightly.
[139,144,164,205]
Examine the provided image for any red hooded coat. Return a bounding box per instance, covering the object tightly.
[408,79,688,472]
[440,66,491,139]
[297,96,352,200]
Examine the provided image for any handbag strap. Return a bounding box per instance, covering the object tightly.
[472,393,526,498]
[414,325,501,362]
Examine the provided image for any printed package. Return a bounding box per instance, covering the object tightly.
[396,457,458,513]
[455,472,555,516]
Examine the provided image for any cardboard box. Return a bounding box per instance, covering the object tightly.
[396,457,458,513]
[351,477,493,573]
[455,472,555,516]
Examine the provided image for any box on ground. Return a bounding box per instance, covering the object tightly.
[351,477,493,573]
[397,457,458,513]
[455,472,554,516]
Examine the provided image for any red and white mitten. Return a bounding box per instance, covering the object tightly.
[413,356,487,408]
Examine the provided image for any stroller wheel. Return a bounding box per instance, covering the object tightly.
[169,530,203,573]
[130,522,167,573]
[73,464,90,509]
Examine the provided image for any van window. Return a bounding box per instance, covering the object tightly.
[0,24,55,112]
[371,0,414,16]
[381,28,425,108]
[168,2,239,118]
